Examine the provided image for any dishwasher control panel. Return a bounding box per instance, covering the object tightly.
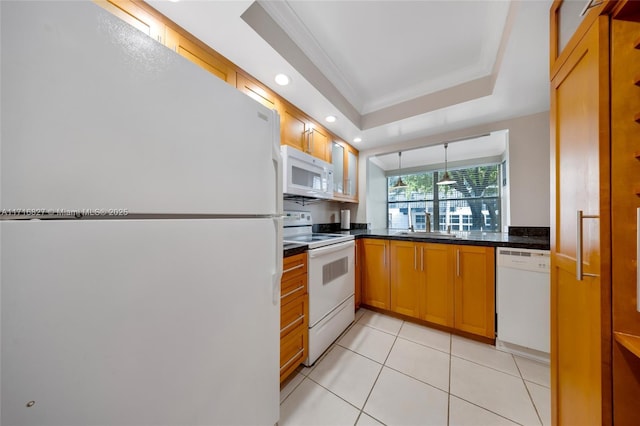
[497,248,550,273]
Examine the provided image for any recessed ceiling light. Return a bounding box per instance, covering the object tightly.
[353,137,362,143]
[168,0,180,2]
[325,115,337,123]
[274,74,290,86]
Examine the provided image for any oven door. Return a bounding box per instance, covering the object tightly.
[307,240,355,327]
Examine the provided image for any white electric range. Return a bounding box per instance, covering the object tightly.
[283,211,355,366]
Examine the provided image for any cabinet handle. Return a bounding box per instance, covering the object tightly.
[576,209,599,281]
[281,285,305,300]
[456,249,460,277]
[280,314,305,334]
[283,263,304,274]
[309,129,315,153]
[280,349,305,372]
[421,246,424,271]
[383,244,386,266]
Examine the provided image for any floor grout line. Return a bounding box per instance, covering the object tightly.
[513,355,545,426]
[448,333,453,425]
[281,309,549,426]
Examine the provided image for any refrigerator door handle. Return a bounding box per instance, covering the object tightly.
[273,216,284,305]
[271,110,283,215]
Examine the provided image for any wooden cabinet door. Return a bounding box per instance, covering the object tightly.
[550,15,611,426]
[236,73,277,110]
[361,239,390,310]
[95,0,165,44]
[309,127,330,162]
[165,27,236,86]
[453,245,495,338]
[355,239,363,309]
[390,240,420,317]
[419,243,454,327]
[281,104,307,152]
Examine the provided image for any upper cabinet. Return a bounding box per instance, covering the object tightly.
[332,140,358,202]
[95,0,165,44]
[307,126,331,163]
[97,0,358,202]
[96,0,236,86]
[236,72,278,111]
[165,27,236,86]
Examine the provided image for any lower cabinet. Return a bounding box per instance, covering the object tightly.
[280,253,308,383]
[362,238,495,339]
[420,243,455,328]
[390,240,421,317]
[453,245,495,338]
[355,239,363,309]
[361,239,390,310]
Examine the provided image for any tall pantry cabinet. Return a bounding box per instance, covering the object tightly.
[550,1,640,425]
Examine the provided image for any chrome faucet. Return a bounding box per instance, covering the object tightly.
[425,213,431,233]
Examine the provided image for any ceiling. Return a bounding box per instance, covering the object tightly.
[371,131,508,173]
[148,0,551,152]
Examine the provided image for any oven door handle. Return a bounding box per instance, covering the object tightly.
[308,240,355,258]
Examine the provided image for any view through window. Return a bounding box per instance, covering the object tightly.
[387,165,501,232]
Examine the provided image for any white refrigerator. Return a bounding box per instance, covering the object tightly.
[1,2,282,425]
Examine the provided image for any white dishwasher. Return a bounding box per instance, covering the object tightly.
[496,247,550,362]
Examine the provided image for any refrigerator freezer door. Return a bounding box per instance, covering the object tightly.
[1,219,280,426]
[1,2,281,215]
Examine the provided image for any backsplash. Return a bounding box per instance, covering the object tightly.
[508,226,550,238]
[313,223,368,233]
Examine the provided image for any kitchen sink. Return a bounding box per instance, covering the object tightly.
[394,231,459,239]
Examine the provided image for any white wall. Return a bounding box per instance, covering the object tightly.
[366,160,388,229]
[355,111,550,228]
[283,200,356,225]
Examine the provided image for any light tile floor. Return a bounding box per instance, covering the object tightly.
[280,309,550,426]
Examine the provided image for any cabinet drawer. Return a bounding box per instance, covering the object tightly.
[281,296,307,338]
[281,274,307,305]
[282,253,307,282]
[280,324,307,382]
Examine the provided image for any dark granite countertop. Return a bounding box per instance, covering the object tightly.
[283,242,308,258]
[283,228,550,255]
[345,229,550,250]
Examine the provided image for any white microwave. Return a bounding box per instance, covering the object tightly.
[281,145,334,199]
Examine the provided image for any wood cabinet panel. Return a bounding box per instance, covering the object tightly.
[281,296,306,338]
[420,243,455,327]
[390,240,421,317]
[361,239,390,310]
[453,245,495,338]
[280,325,306,382]
[95,0,165,44]
[355,239,363,309]
[165,27,236,85]
[610,8,640,425]
[281,105,307,153]
[236,72,278,110]
[280,253,308,383]
[550,15,611,426]
[308,127,330,163]
[282,253,308,282]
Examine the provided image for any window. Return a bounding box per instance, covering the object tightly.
[387,165,501,232]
